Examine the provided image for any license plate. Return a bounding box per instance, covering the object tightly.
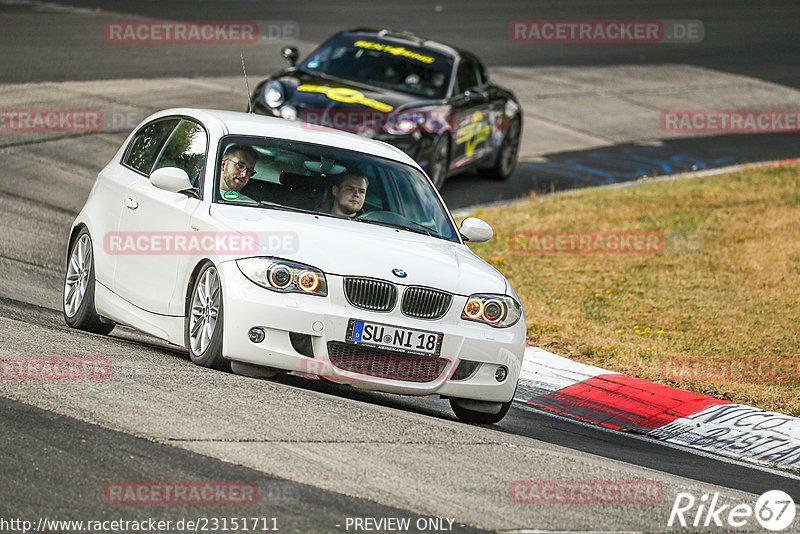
[346,319,443,357]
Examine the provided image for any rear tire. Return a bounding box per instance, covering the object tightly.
[479,117,520,181]
[185,263,229,371]
[63,229,115,335]
[450,397,512,424]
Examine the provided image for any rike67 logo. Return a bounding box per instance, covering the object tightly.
[668,490,795,531]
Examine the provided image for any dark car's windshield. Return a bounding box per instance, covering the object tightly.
[300,34,454,99]
[215,136,459,242]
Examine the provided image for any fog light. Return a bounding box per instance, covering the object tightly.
[248,327,266,343]
[495,366,508,382]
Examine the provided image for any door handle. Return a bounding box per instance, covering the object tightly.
[125,197,139,210]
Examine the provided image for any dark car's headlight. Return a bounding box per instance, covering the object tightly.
[264,81,284,108]
[384,113,417,134]
[461,294,521,328]
[237,257,327,296]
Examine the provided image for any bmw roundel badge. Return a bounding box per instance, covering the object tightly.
[392,268,407,278]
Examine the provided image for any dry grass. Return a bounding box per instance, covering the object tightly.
[465,164,800,415]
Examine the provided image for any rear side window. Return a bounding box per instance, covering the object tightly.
[123,118,180,175]
[152,119,208,186]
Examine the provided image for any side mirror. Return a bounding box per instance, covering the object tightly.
[459,217,493,242]
[150,167,193,194]
[281,46,299,66]
[464,88,488,103]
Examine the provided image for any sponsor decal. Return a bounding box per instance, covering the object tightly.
[296,84,394,113]
[455,111,491,157]
[353,40,435,64]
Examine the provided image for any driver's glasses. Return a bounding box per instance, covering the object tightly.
[226,158,256,176]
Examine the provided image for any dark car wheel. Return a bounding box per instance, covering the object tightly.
[63,228,115,335]
[450,397,513,424]
[428,134,451,189]
[479,117,520,181]
[185,262,230,371]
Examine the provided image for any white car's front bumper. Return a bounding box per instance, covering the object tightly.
[218,261,525,403]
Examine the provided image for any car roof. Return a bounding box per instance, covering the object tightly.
[147,108,421,169]
[341,28,464,59]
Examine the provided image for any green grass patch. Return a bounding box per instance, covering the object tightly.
[464,164,800,414]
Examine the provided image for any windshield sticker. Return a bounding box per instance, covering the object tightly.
[222,190,240,200]
[296,84,394,112]
[353,40,436,64]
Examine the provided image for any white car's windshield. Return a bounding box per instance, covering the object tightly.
[215,136,459,242]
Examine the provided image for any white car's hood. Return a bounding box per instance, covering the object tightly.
[209,204,507,296]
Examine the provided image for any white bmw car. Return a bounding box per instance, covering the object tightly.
[63,108,525,423]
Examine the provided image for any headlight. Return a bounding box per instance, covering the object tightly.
[264,81,284,108]
[461,294,521,328]
[385,111,421,135]
[279,104,297,120]
[236,257,327,296]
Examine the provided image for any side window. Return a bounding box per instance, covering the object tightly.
[152,119,208,186]
[454,57,479,94]
[123,119,180,175]
[475,59,487,86]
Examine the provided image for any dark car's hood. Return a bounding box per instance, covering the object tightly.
[263,70,444,132]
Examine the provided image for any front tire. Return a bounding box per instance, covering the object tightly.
[63,229,115,335]
[428,134,451,189]
[450,397,513,424]
[185,263,229,371]
[479,117,520,181]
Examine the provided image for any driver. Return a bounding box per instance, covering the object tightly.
[330,172,368,217]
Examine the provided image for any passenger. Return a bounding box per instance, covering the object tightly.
[220,144,258,200]
[330,172,368,217]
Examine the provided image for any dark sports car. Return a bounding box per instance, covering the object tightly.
[250,28,522,189]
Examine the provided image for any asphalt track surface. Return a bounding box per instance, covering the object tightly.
[2,1,800,532]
